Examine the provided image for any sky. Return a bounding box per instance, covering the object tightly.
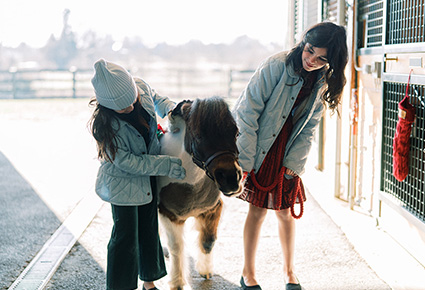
[0,0,289,48]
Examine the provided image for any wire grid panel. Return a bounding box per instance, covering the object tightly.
[387,0,425,44]
[324,0,338,23]
[358,0,384,47]
[381,81,425,222]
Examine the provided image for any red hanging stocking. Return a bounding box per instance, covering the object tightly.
[393,71,416,182]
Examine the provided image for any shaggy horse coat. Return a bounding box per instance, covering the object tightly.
[157,97,243,290]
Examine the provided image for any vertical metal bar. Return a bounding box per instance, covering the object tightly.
[418,0,424,42]
[415,0,419,42]
[392,0,395,43]
[411,0,414,42]
[391,0,395,44]
[402,0,405,42]
[408,0,412,42]
[420,86,425,218]
[418,0,425,42]
[396,0,399,44]
[411,0,414,43]
[398,0,402,43]
[408,0,411,41]
[334,0,344,198]
[414,0,417,42]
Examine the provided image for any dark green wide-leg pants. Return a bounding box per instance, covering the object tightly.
[106,193,166,290]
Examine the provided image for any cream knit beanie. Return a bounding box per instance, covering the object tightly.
[91,59,137,110]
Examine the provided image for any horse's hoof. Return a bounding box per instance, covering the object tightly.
[200,272,213,279]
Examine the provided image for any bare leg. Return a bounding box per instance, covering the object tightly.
[242,203,267,286]
[275,208,298,284]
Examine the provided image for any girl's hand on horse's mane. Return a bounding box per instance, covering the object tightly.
[167,110,181,133]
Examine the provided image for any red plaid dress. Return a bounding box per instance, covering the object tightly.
[238,73,317,211]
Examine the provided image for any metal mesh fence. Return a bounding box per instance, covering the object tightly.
[387,0,425,44]
[324,0,338,23]
[381,82,425,222]
[358,0,384,47]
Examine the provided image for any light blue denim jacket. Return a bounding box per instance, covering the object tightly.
[233,51,325,176]
[95,78,176,206]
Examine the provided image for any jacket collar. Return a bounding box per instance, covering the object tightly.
[285,57,326,86]
[286,60,299,79]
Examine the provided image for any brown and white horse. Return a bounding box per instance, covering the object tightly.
[157,97,243,290]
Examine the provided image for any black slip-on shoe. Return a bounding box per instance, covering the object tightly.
[286,282,302,290]
[240,276,262,290]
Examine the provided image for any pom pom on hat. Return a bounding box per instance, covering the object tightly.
[91,59,137,111]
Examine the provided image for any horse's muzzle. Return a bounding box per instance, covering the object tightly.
[215,166,243,197]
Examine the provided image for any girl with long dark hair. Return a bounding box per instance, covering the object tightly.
[233,22,348,290]
[89,59,185,290]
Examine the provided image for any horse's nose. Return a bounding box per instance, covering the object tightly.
[214,168,242,194]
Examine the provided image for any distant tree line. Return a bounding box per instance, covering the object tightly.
[0,10,283,72]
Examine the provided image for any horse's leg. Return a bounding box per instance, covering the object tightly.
[159,213,187,290]
[194,199,223,279]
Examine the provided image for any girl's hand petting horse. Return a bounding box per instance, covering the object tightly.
[168,157,186,179]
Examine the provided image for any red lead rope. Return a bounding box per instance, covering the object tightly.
[249,169,304,219]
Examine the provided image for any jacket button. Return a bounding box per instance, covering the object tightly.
[147,192,150,196]
[142,152,146,154]
[273,134,276,137]
[282,115,286,119]
[262,151,266,154]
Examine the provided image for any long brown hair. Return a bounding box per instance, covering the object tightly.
[88,97,119,162]
[286,22,348,113]
[88,96,149,162]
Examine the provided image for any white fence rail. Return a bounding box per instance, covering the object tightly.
[0,67,254,100]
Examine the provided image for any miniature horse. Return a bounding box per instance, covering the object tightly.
[157,97,243,290]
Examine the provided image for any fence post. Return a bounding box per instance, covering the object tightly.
[227,69,233,98]
[9,67,17,99]
[70,66,77,98]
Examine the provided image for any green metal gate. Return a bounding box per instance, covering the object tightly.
[381,82,425,222]
[380,0,425,222]
[358,0,425,222]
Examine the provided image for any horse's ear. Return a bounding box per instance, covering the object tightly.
[171,100,192,118]
[181,101,192,121]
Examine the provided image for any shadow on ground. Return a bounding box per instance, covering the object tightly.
[0,151,104,290]
[0,151,61,289]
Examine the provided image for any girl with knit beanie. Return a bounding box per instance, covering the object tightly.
[89,59,185,290]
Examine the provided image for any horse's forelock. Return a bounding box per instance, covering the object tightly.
[187,97,237,140]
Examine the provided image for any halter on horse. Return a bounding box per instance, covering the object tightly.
[157,97,243,290]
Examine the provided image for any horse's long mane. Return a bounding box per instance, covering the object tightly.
[187,97,238,142]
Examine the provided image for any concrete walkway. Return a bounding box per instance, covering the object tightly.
[0,98,422,289]
[45,189,391,290]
